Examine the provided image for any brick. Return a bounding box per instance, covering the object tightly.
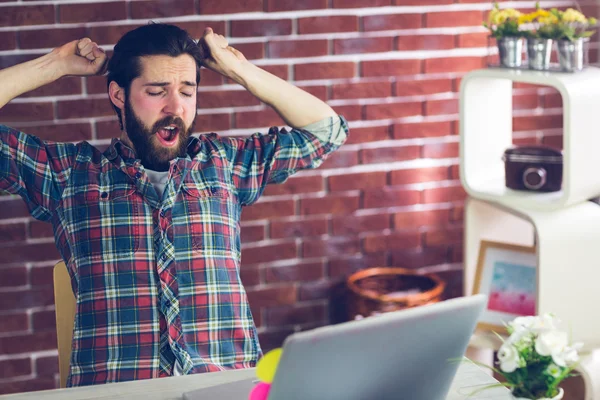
[257,328,294,353]
[260,64,288,81]
[241,199,295,221]
[0,287,54,312]
[0,102,54,123]
[513,115,562,131]
[194,113,231,134]
[394,209,450,229]
[0,222,26,242]
[396,34,454,51]
[513,136,538,147]
[266,304,326,326]
[230,19,292,38]
[361,145,420,164]
[423,142,459,159]
[344,125,390,145]
[0,378,56,395]
[393,121,453,139]
[450,165,460,181]
[423,184,466,203]
[0,242,60,264]
[32,309,56,331]
[20,76,83,98]
[365,101,422,120]
[240,265,260,287]
[198,0,263,14]
[363,14,422,32]
[86,75,110,95]
[298,16,358,34]
[297,280,339,301]
[0,358,31,379]
[94,120,122,140]
[247,285,297,308]
[266,0,327,11]
[270,217,328,239]
[0,54,39,70]
[298,85,327,101]
[361,60,421,77]
[88,24,144,46]
[424,225,463,246]
[450,245,463,263]
[332,82,391,100]
[425,99,459,116]
[299,194,360,216]
[390,246,449,269]
[35,355,59,377]
[0,312,29,333]
[241,223,266,243]
[395,0,452,3]
[328,171,387,192]
[0,6,55,27]
[426,11,483,28]
[294,62,355,81]
[395,78,453,97]
[543,92,562,108]
[59,2,126,23]
[457,32,489,48]
[234,108,284,129]
[263,176,323,197]
[15,123,93,143]
[331,213,390,235]
[328,105,362,122]
[56,98,113,119]
[424,57,485,73]
[0,32,17,51]
[303,237,360,258]
[265,261,325,283]
[0,330,57,355]
[130,0,194,19]
[268,39,328,59]
[29,221,54,239]
[233,42,265,60]
[242,241,297,264]
[513,94,539,110]
[198,90,260,109]
[328,253,388,278]
[19,27,87,50]
[363,188,421,209]
[436,269,464,299]
[0,266,27,288]
[362,231,421,253]
[320,149,359,169]
[542,135,563,149]
[30,264,54,287]
[0,199,30,219]
[334,0,392,6]
[390,166,448,185]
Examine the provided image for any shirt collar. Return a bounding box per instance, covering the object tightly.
[104,136,203,162]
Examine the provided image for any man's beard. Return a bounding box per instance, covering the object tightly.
[124,98,195,172]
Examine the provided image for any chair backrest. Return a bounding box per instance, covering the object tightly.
[53,261,75,388]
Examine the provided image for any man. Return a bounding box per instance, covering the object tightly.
[0,23,348,386]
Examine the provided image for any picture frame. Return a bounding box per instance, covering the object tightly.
[472,240,537,333]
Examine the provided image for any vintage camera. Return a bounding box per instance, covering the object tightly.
[502,145,563,192]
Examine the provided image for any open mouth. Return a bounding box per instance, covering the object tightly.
[156,125,180,147]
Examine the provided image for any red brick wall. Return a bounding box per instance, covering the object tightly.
[0,0,595,395]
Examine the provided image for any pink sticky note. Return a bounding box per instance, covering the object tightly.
[248,382,271,400]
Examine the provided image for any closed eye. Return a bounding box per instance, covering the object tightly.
[148,91,164,97]
[181,92,194,98]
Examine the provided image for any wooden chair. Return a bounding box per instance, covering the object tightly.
[53,261,76,388]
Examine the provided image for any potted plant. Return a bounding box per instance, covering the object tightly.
[468,314,582,400]
[553,7,597,71]
[520,3,560,70]
[483,2,526,68]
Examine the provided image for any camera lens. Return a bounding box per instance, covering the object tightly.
[523,167,547,190]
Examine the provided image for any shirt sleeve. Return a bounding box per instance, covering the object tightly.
[0,125,77,221]
[221,114,349,206]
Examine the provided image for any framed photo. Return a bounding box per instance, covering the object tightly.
[473,240,537,333]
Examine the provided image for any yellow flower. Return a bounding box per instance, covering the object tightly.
[561,8,587,23]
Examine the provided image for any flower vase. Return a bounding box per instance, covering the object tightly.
[557,38,586,72]
[527,38,552,70]
[512,387,564,400]
[497,36,524,68]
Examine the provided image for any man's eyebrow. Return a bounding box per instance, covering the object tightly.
[142,81,197,87]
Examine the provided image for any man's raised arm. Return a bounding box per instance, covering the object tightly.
[0,38,107,109]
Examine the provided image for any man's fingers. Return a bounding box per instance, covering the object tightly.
[76,38,91,55]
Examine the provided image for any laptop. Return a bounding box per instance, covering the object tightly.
[183,294,487,400]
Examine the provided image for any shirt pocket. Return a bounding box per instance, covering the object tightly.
[180,183,238,253]
[66,184,141,262]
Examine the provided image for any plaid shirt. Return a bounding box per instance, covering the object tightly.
[0,116,348,386]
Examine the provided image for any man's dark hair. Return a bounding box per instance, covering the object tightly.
[106,23,206,129]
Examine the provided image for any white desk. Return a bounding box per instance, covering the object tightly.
[0,361,512,400]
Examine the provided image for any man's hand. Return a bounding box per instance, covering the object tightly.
[199,27,248,82]
[53,38,108,78]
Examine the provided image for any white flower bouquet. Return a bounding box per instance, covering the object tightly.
[473,314,582,400]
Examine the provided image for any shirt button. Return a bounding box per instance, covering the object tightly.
[135,172,142,179]
[100,192,108,199]
[160,210,165,218]
[161,254,167,261]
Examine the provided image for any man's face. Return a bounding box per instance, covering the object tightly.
[122,54,198,171]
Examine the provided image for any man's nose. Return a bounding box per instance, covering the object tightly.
[163,93,184,116]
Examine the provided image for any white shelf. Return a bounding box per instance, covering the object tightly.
[459,66,600,211]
